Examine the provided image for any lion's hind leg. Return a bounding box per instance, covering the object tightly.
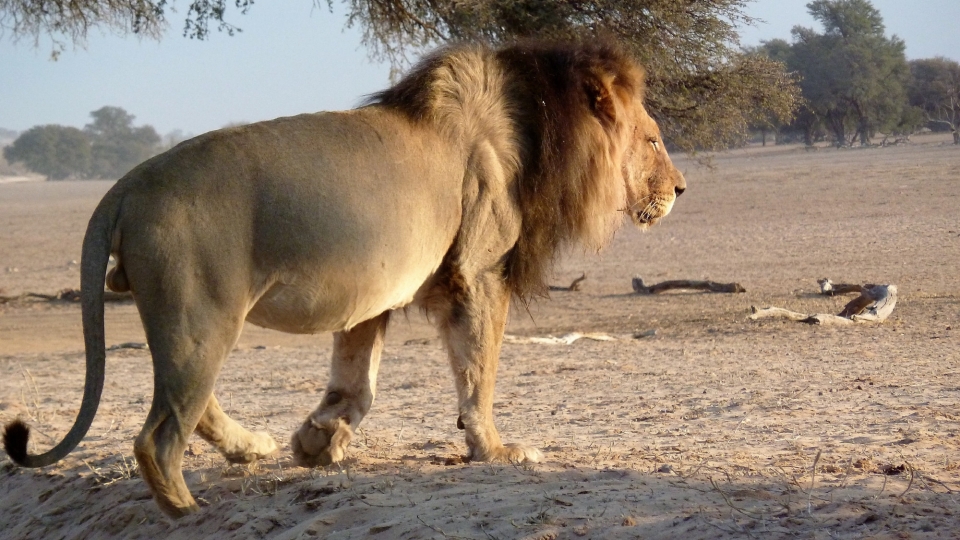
[133,294,248,518]
[195,395,278,464]
[292,312,389,468]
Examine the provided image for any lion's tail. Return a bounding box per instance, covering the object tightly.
[2,190,121,467]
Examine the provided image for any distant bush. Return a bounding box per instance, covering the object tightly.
[4,107,164,180]
[3,125,92,180]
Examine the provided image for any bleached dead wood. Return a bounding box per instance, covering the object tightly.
[503,332,617,345]
[842,284,898,321]
[750,284,897,325]
[632,276,746,294]
[549,273,587,292]
[748,307,855,326]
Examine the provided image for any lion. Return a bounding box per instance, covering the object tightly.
[3,41,685,517]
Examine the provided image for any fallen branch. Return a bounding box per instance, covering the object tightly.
[0,288,133,304]
[750,284,897,325]
[748,306,849,325]
[106,342,148,351]
[549,272,586,292]
[632,277,746,294]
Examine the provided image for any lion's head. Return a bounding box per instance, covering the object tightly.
[495,41,686,298]
[621,96,687,229]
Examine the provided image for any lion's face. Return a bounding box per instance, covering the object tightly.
[621,101,686,228]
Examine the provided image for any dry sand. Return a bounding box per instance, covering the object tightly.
[1,134,959,539]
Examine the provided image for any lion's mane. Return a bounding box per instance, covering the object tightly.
[367,41,644,299]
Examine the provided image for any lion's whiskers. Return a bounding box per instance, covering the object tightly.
[619,194,655,213]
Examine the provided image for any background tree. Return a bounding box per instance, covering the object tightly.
[2,0,800,152]
[909,57,960,144]
[0,0,253,58]
[342,0,800,152]
[84,106,162,179]
[781,0,910,146]
[3,125,92,180]
[744,39,801,145]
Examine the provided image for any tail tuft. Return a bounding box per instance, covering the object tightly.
[3,420,30,464]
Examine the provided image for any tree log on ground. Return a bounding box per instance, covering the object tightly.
[817,278,866,295]
[750,284,897,325]
[0,288,132,304]
[632,277,746,294]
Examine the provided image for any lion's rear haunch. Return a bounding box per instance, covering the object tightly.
[3,420,30,464]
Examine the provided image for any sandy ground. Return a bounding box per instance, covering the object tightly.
[1,134,959,539]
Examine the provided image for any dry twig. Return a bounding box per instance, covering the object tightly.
[548,272,586,292]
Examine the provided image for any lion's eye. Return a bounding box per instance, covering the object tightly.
[650,139,660,151]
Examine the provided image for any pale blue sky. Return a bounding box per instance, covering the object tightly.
[2,0,958,136]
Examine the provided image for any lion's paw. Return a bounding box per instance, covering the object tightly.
[477,443,543,465]
[291,417,353,468]
[223,431,279,464]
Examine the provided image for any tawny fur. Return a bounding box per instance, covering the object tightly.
[2,41,685,518]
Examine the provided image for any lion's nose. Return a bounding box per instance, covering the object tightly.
[674,171,687,197]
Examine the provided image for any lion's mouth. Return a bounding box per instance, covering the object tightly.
[628,196,674,227]
[633,211,657,226]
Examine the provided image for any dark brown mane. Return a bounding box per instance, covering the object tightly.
[496,41,643,299]
[366,41,644,300]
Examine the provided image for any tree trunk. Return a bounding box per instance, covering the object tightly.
[827,111,846,147]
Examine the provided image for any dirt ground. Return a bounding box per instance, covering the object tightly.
[1,134,959,539]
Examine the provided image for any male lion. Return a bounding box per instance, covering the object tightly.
[3,41,685,517]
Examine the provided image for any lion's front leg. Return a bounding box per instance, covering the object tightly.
[440,272,542,464]
[292,312,389,467]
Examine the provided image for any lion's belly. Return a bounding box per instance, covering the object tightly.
[244,242,448,335]
[247,260,435,334]
[246,284,410,334]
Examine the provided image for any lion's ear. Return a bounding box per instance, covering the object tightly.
[584,70,620,127]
